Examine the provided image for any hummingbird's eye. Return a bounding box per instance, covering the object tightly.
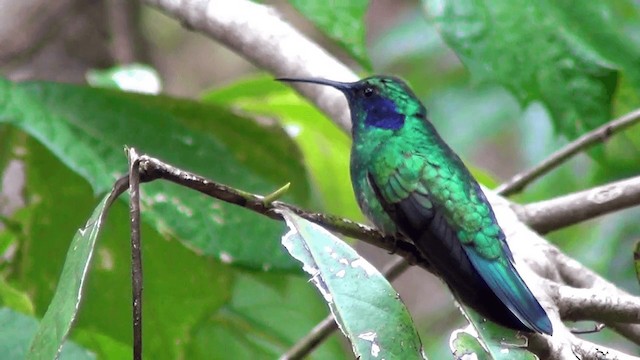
[363,86,375,97]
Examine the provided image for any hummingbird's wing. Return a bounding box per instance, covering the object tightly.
[367,152,552,335]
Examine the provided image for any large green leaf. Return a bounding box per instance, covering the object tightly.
[14,139,234,359]
[203,75,361,221]
[186,271,347,359]
[0,77,311,270]
[288,0,371,70]
[423,0,640,176]
[0,276,34,316]
[280,210,426,360]
[0,308,94,360]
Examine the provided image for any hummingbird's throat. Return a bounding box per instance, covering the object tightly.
[363,96,405,130]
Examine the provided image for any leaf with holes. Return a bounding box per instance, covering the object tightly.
[454,306,536,360]
[280,209,425,360]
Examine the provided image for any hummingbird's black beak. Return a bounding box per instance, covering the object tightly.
[276,77,353,93]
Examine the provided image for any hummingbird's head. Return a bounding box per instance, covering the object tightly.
[277,75,425,132]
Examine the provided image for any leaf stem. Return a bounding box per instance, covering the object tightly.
[262,182,291,206]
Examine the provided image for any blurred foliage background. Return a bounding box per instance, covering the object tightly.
[1,0,640,358]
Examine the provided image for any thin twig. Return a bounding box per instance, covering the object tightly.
[128,148,143,360]
[279,316,335,360]
[497,108,640,196]
[280,257,409,360]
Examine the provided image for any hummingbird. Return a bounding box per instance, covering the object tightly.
[278,75,553,335]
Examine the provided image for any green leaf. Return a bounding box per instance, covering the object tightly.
[72,329,131,360]
[0,78,311,270]
[0,307,95,360]
[0,276,34,315]
[203,75,361,221]
[288,0,372,70]
[449,327,489,360]
[26,192,113,359]
[16,139,234,359]
[186,271,347,359]
[86,64,162,94]
[424,0,640,176]
[280,210,426,360]
[457,305,535,360]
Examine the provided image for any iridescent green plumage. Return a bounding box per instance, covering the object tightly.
[278,76,553,335]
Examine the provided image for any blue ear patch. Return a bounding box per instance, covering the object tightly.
[364,96,405,130]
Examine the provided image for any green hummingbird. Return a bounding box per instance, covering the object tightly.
[278,75,553,335]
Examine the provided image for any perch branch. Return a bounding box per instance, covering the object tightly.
[497,108,640,196]
[134,153,431,271]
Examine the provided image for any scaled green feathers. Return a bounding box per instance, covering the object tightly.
[278,75,553,335]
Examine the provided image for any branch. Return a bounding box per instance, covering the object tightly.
[547,281,640,324]
[483,190,640,347]
[497,108,640,196]
[515,174,640,233]
[143,0,356,132]
[550,248,640,345]
[571,338,640,360]
[530,326,640,360]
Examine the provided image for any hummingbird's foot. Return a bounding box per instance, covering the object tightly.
[386,234,401,255]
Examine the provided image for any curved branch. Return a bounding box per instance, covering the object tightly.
[143,0,356,132]
[497,108,640,196]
